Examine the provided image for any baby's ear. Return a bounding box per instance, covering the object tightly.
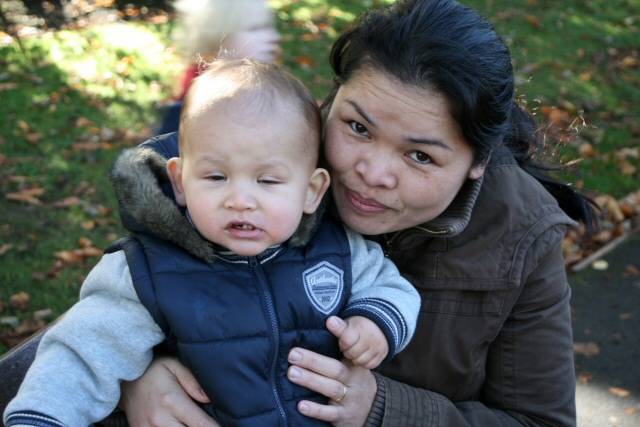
[166,157,187,206]
[304,168,330,214]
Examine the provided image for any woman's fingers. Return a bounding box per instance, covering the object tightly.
[120,357,219,427]
[297,400,341,422]
[163,357,210,403]
[288,347,350,383]
[288,365,348,402]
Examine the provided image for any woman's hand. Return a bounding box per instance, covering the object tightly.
[120,356,219,427]
[287,347,378,427]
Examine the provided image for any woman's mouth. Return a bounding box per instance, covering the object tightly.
[343,187,388,214]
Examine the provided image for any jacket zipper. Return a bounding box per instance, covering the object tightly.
[250,257,288,426]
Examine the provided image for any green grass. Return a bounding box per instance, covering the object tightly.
[0,0,638,355]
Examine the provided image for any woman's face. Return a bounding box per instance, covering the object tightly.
[324,69,485,236]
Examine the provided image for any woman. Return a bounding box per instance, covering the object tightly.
[119,0,595,425]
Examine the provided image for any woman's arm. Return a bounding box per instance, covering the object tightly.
[289,228,576,427]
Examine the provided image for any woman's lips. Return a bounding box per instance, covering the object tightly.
[343,187,388,214]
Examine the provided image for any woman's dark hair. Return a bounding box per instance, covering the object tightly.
[326,0,597,231]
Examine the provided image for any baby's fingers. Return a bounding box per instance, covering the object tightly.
[327,317,360,353]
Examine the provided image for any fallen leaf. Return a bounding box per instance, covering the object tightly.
[52,196,82,208]
[619,313,633,320]
[5,187,45,205]
[624,264,640,276]
[0,243,12,255]
[17,120,29,132]
[54,250,84,264]
[9,291,31,311]
[72,141,113,151]
[0,82,18,91]
[578,372,593,384]
[78,237,93,248]
[33,308,53,320]
[25,132,42,144]
[578,142,597,158]
[81,220,96,230]
[295,55,316,69]
[75,117,94,128]
[619,160,637,176]
[609,386,630,398]
[574,342,600,357]
[525,14,541,28]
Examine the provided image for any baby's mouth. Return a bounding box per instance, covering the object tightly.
[230,222,256,230]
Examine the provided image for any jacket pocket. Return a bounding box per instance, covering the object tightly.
[419,289,506,316]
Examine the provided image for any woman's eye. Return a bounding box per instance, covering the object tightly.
[407,151,432,165]
[348,120,369,137]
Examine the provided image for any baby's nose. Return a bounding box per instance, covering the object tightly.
[223,191,257,211]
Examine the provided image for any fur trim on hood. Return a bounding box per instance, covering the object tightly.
[110,147,323,263]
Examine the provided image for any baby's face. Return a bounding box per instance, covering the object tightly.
[169,102,328,256]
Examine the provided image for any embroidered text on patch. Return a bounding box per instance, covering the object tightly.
[302,261,344,314]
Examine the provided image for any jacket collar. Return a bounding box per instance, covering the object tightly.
[110,146,323,265]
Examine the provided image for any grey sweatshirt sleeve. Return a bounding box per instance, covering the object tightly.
[3,251,165,427]
[341,227,420,358]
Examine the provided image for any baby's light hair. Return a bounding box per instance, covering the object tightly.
[179,59,321,160]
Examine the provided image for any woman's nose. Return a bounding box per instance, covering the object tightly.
[354,156,397,189]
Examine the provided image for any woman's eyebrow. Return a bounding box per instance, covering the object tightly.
[406,136,453,151]
[346,100,377,127]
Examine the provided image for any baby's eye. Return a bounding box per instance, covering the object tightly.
[407,151,432,165]
[348,120,369,137]
[258,177,281,185]
[206,174,226,181]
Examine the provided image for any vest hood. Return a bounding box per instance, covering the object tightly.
[110,146,324,264]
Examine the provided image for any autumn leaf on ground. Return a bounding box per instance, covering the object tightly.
[619,160,637,176]
[624,264,640,276]
[52,196,82,208]
[540,106,570,125]
[0,244,12,256]
[295,55,315,70]
[5,187,45,205]
[524,14,541,28]
[75,117,94,128]
[574,341,600,357]
[9,292,31,311]
[0,82,18,91]
[72,141,113,151]
[624,407,640,416]
[609,386,631,398]
[578,372,593,384]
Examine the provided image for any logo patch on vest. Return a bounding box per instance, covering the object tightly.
[302,261,344,315]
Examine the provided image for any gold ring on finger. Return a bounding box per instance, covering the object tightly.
[334,384,348,403]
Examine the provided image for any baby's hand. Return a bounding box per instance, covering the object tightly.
[326,315,389,369]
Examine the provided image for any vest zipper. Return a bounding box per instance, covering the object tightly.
[249,257,288,426]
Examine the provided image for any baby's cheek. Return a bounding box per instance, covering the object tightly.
[268,204,304,241]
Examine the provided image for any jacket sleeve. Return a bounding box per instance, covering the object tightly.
[3,252,166,427]
[341,227,421,358]
[367,225,576,427]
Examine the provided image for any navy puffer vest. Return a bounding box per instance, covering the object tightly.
[112,216,352,427]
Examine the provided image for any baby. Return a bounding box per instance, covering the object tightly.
[4,59,419,427]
